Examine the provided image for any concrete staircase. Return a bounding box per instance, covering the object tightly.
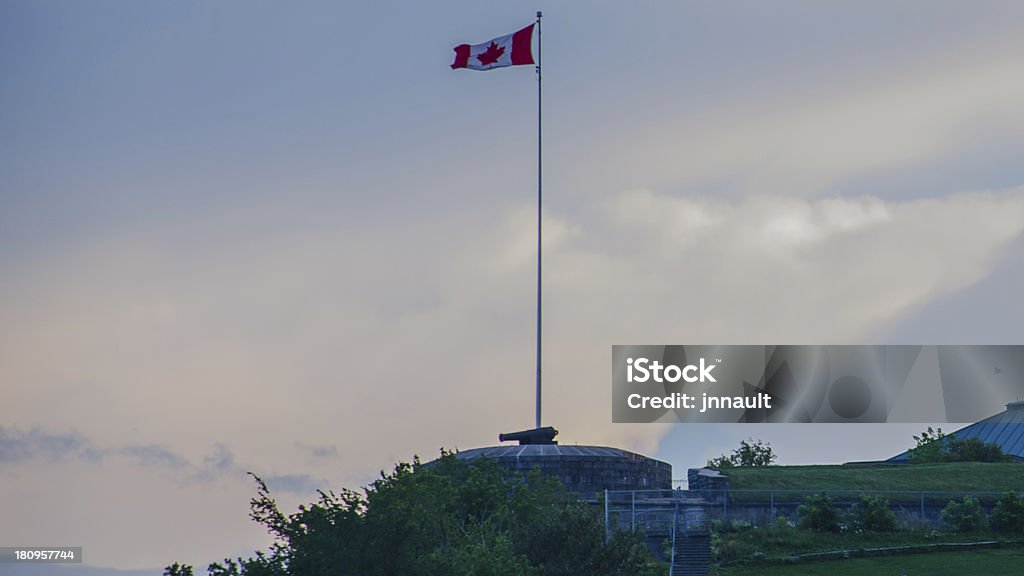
[668,499,710,576]
[670,531,710,576]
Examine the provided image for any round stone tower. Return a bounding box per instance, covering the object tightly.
[451,427,672,496]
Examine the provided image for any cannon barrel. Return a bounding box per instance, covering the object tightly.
[499,426,558,445]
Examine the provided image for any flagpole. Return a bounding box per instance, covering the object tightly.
[534,10,543,429]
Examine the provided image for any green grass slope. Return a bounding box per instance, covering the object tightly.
[718,462,1024,493]
[714,546,1024,575]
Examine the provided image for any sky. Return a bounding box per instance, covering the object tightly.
[3,1,1024,573]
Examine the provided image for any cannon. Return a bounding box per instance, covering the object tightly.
[499,426,558,445]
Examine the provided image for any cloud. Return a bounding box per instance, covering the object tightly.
[554,187,1024,342]
[295,442,338,459]
[0,427,248,483]
[120,444,190,469]
[0,427,92,463]
[202,442,236,472]
[470,186,1024,452]
[579,33,1024,199]
[263,473,324,496]
[4,188,1024,472]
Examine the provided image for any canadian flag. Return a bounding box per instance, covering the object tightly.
[451,24,535,71]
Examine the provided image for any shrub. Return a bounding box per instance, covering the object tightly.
[941,496,984,532]
[797,493,841,533]
[732,519,756,532]
[909,427,1011,463]
[851,493,896,532]
[989,491,1024,533]
[710,533,739,562]
[948,437,1013,463]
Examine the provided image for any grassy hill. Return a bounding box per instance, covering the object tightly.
[717,462,1024,493]
[714,546,1024,576]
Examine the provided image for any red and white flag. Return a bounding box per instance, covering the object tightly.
[451,24,535,71]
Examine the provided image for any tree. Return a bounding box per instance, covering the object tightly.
[909,427,1011,463]
[705,455,734,469]
[164,564,194,576]
[167,451,662,576]
[706,438,776,468]
[908,427,947,464]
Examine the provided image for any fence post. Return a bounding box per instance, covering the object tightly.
[631,491,636,533]
[604,489,610,544]
[920,492,925,520]
[670,500,679,576]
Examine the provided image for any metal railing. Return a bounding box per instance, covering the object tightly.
[604,487,1024,534]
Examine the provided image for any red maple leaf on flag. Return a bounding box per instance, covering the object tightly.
[476,42,506,66]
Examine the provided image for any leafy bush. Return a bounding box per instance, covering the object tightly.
[797,493,841,533]
[709,532,738,563]
[707,438,776,468]
[941,496,984,532]
[989,491,1024,533]
[851,493,896,532]
[949,437,1013,462]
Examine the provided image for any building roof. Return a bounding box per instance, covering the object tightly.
[454,444,651,460]
[889,401,1024,462]
[446,443,673,494]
